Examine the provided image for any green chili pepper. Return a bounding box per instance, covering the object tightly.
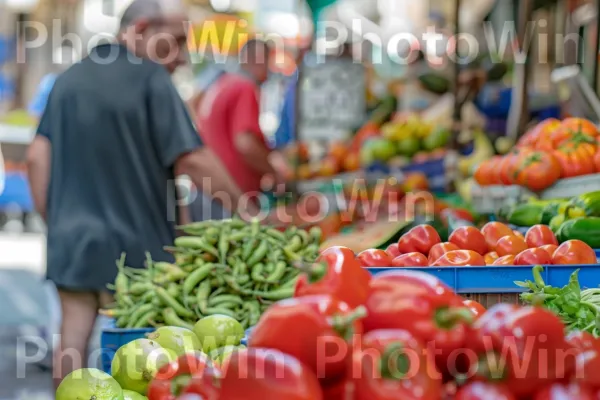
[116,315,129,328]
[162,308,194,330]
[154,262,187,281]
[286,226,298,238]
[251,287,294,300]
[228,230,248,242]
[242,238,259,261]
[156,287,194,318]
[128,282,153,296]
[183,263,214,294]
[280,274,299,289]
[125,303,154,328]
[218,229,230,262]
[247,301,261,327]
[133,310,157,328]
[301,244,319,257]
[174,237,219,257]
[139,290,155,304]
[251,263,266,282]
[309,226,322,243]
[247,241,268,267]
[264,227,286,242]
[196,280,211,314]
[237,274,250,284]
[204,307,237,319]
[208,294,244,307]
[285,235,302,253]
[166,283,181,299]
[114,254,129,294]
[297,229,309,245]
[266,261,287,283]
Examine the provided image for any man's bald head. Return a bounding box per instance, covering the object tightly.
[118,0,189,74]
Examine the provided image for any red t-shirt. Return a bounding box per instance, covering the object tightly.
[196,73,267,193]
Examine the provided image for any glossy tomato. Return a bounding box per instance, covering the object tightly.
[455,381,516,400]
[391,252,428,267]
[481,222,514,250]
[560,117,599,138]
[397,224,441,256]
[463,300,486,319]
[357,249,392,267]
[525,225,559,247]
[552,240,597,265]
[514,248,552,266]
[492,255,516,266]
[539,244,558,258]
[474,159,495,186]
[497,152,521,185]
[518,119,560,148]
[595,150,600,172]
[513,230,525,239]
[513,151,561,191]
[565,331,600,389]
[428,242,461,265]
[449,226,488,255]
[554,143,596,178]
[484,251,500,265]
[495,235,528,257]
[431,250,485,267]
[385,243,401,258]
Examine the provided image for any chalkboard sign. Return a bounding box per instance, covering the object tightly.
[299,55,366,141]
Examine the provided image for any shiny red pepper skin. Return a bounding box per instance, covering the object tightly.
[352,329,442,400]
[148,352,221,400]
[471,305,574,398]
[566,331,600,389]
[454,382,516,400]
[363,270,470,375]
[397,224,442,256]
[321,378,354,400]
[357,248,393,267]
[533,382,595,400]
[385,243,402,258]
[248,295,365,383]
[295,246,370,308]
[219,348,323,400]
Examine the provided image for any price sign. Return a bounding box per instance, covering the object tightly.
[299,57,366,141]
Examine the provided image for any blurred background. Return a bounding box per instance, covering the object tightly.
[0,0,599,397]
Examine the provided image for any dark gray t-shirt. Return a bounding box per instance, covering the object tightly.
[38,43,201,291]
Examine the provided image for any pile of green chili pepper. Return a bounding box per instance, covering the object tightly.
[105,218,321,330]
[516,265,600,336]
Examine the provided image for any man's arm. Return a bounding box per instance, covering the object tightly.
[175,148,259,215]
[26,136,51,220]
[234,133,277,177]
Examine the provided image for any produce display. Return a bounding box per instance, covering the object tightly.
[474,117,600,191]
[64,259,600,399]
[104,219,321,330]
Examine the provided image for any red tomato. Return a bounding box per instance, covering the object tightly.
[449,226,489,255]
[513,151,562,191]
[532,382,595,400]
[525,225,559,247]
[496,235,528,257]
[514,248,553,266]
[357,249,392,267]
[463,300,486,319]
[428,242,461,265]
[391,252,428,267]
[385,243,401,258]
[492,255,516,266]
[481,222,514,251]
[484,251,500,265]
[455,381,516,400]
[539,244,558,258]
[397,224,441,256]
[552,240,597,265]
[431,250,485,267]
[565,331,600,390]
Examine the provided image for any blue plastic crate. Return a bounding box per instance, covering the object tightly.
[100,321,253,373]
[366,265,600,294]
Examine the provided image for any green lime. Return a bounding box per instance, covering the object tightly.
[193,315,245,353]
[55,368,123,400]
[422,127,451,151]
[147,326,202,356]
[123,390,148,400]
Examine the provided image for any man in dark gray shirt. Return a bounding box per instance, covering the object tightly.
[26,0,254,386]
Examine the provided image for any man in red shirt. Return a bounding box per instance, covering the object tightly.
[196,39,278,198]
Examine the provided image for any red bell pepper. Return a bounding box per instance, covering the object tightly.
[295,246,370,308]
[566,331,600,389]
[454,382,516,400]
[470,305,574,398]
[363,270,471,375]
[385,243,402,258]
[219,348,323,400]
[357,248,392,267]
[148,352,221,400]
[352,329,442,400]
[248,294,366,383]
[397,224,441,256]
[533,382,595,400]
[322,378,354,400]
[463,300,486,319]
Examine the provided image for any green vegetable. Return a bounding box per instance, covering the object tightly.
[183,263,214,295]
[162,308,194,330]
[156,287,194,318]
[556,217,600,248]
[507,203,544,227]
[569,191,600,217]
[540,202,561,225]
